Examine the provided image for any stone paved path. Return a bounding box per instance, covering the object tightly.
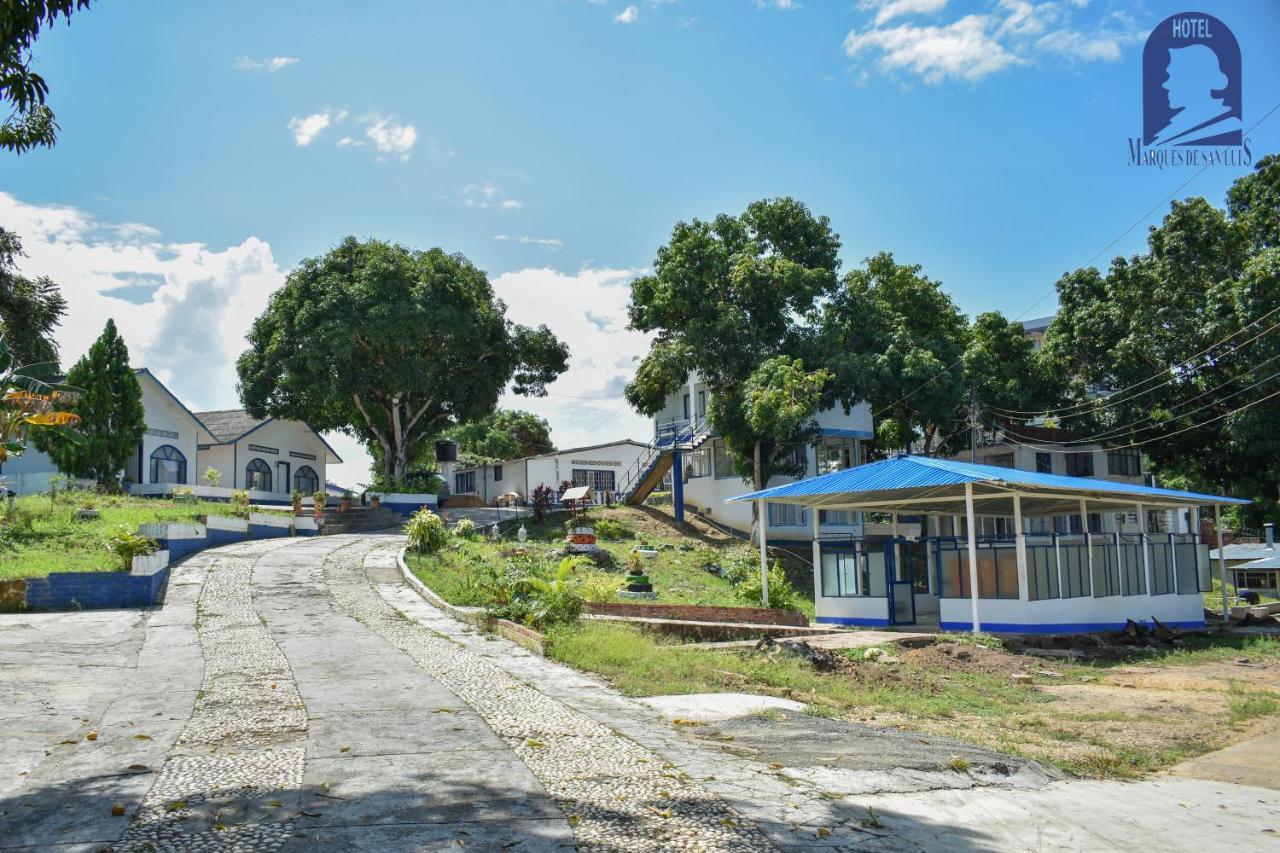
[3,533,1278,852]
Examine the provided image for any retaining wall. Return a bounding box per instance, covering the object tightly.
[583,601,808,627]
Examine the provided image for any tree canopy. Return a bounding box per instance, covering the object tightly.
[625,197,842,494]
[34,319,144,486]
[0,228,66,368]
[447,409,554,467]
[237,237,570,484]
[1,1,92,153]
[1044,154,1280,521]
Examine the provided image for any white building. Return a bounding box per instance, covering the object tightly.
[450,439,650,505]
[0,369,339,504]
[635,371,875,541]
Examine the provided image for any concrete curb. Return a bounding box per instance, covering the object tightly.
[395,545,548,656]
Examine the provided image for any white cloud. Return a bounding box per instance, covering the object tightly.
[233,55,299,73]
[287,109,346,146]
[860,0,945,25]
[846,0,1139,83]
[615,5,639,23]
[488,267,651,450]
[462,182,524,210]
[362,115,418,160]
[494,235,563,247]
[0,193,377,487]
[844,15,1019,83]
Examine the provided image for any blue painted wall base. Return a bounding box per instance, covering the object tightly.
[816,615,891,627]
[939,619,1207,634]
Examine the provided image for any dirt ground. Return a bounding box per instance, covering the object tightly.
[834,641,1280,778]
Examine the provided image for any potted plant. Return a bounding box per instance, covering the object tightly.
[291,489,304,515]
[340,488,352,513]
[74,497,99,521]
[370,493,381,509]
[312,489,327,519]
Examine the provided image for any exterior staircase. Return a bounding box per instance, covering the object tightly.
[317,505,405,535]
[620,416,714,506]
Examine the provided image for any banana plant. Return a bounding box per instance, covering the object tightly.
[0,335,81,462]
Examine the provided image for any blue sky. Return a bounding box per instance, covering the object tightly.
[3,0,1278,484]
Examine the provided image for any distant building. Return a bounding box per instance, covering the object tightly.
[449,439,650,506]
[0,369,339,503]
[1021,315,1052,350]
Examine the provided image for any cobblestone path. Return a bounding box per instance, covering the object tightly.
[324,540,774,852]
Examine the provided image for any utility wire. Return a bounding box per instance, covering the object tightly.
[1000,364,1280,448]
[870,99,1280,423]
[997,386,1280,454]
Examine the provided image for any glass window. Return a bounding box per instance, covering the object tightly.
[985,453,1015,468]
[493,465,503,482]
[150,445,187,485]
[767,503,807,527]
[1106,448,1141,477]
[712,439,737,479]
[817,438,854,474]
[1035,452,1052,474]
[819,508,854,526]
[293,465,319,494]
[697,390,706,418]
[572,468,616,495]
[455,470,476,494]
[682,393,690,420]
[1065,452,1094,477]
[245,458,272,492]
[684,447,710,479]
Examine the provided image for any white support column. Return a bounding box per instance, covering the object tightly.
[964,483,981,634]
[891,513,902,581]
[757,499,769,607]
[1215,502,1229,618]
[1080,498,1093,597]
[926,514,937,595]
[1013,493,1029,603]
[1137,502,1152,595]
[811,506,821,601]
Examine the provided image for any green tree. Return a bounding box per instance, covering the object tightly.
[819,252,969,454]
[0,228,66,367]
[1,1,93,153]
[36,319,144,486]
[1045,154,1280,521]
[237,237,570,484]
[448,409,553,466]
[625,198,842,502]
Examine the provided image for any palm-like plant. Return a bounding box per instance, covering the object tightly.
[0,335,79,463]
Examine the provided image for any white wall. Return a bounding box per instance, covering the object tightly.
[453,441,649,505]
[220,419,330,496]
[129,374,205,487]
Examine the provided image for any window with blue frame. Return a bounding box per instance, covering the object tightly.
[455,470,476,494]
[493,465,503,482]
[245,458,272,492]
[293,465,319,494]
[150,445,187,484]
[767,503,807,527]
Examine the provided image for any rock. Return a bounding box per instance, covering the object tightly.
[863,647,885,661]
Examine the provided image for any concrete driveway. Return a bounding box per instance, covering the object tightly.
[1,534,1276,851]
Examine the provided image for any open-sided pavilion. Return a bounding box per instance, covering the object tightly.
[731,455,1249,634]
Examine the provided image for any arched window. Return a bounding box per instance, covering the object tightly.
[150,445,187,484]
[245,458,272,492]
[294,465,319,495]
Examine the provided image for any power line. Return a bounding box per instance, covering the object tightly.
[870,99,1280,423]
[1000,363,1280,448]
[997,385,1280,455]
[984,311,1280,419]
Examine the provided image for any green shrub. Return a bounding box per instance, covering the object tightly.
[230,490,251,518]
[733,560,803,611]
[576,570,626,602]
[488,556,586,629]
[105,529,157,572]
[593,517,632,540]
[454,518,478,540]
[406,508,449,554]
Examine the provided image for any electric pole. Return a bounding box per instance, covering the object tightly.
[969,385,980,463]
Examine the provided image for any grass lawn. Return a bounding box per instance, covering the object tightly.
[547,620,1280,780]
[406,506,813,618]
[0,491,264,579]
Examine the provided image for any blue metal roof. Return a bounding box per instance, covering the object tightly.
[730,454,1249,506]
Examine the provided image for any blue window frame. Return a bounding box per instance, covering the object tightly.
[293,465,319,494]
[150,444,187,485]
[246,458,272,492]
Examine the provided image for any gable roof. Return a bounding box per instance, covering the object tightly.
[195,409,266,443]
[731,454,1248,516]
[192,408,343,464]
[134,368,216,444]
